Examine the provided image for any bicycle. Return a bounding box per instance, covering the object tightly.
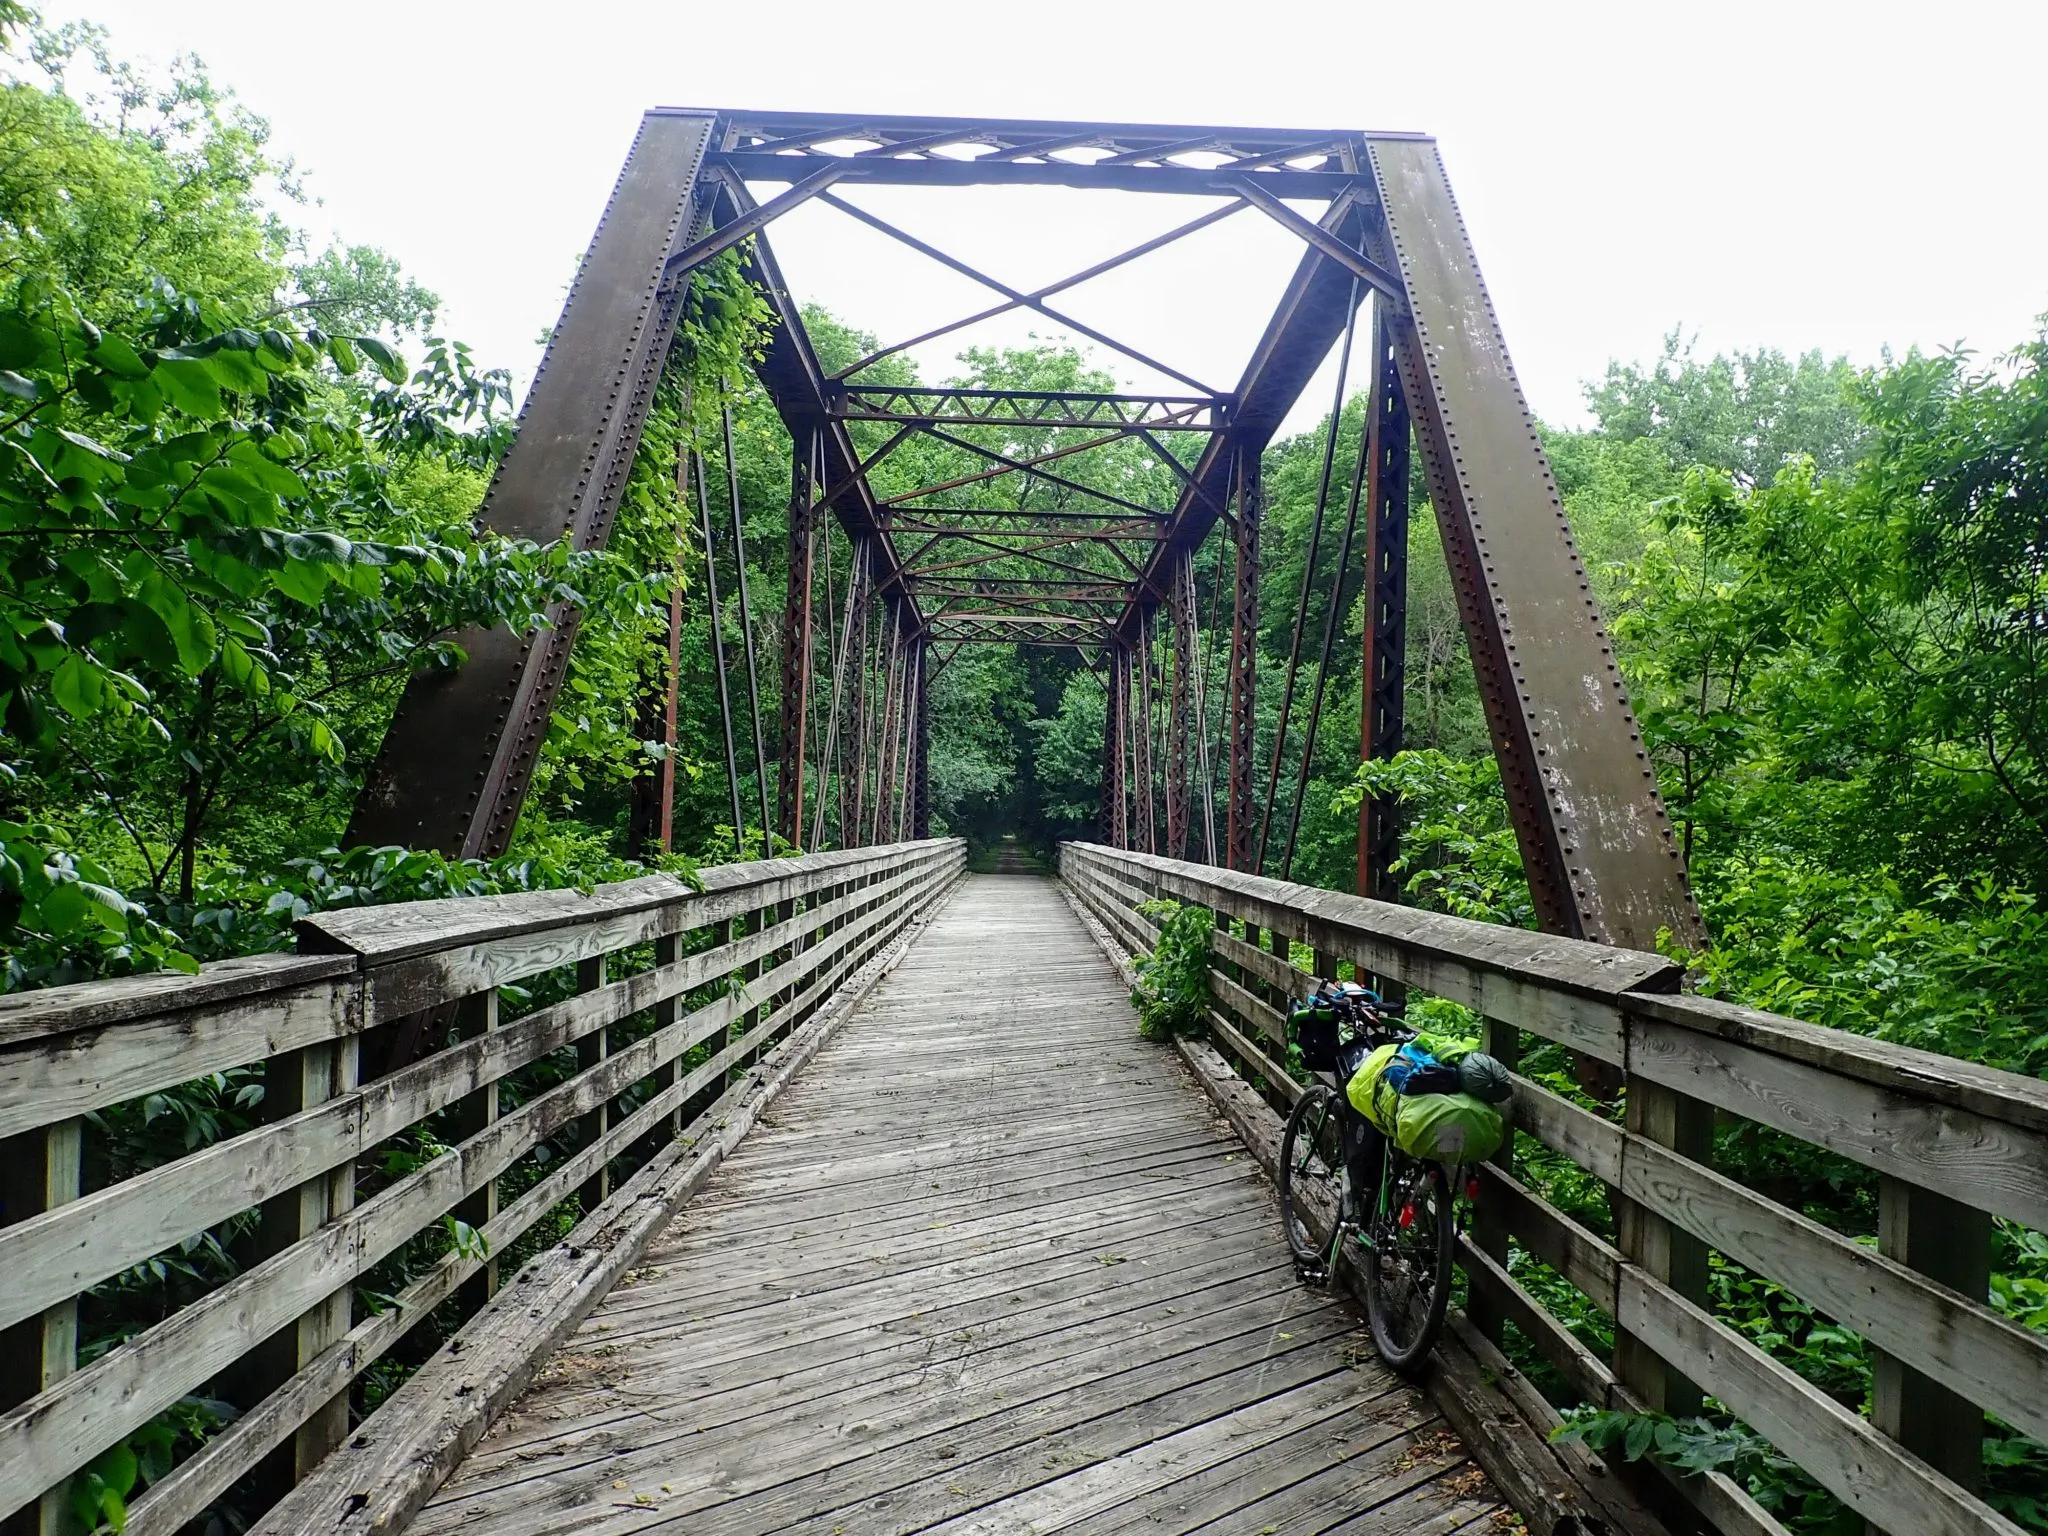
[1278,980,1464,1372]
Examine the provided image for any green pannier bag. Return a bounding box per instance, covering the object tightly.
[1346,1041,1506,1165]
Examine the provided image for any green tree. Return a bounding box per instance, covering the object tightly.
[1585,329,1868,486]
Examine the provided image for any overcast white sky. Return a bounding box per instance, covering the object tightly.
[44,0,2048,432]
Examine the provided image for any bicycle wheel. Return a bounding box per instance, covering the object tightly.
[1278,1084,1344,1273]
[1365,1151,1457,1371]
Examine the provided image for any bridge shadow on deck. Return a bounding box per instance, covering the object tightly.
[413,875,1507,1536]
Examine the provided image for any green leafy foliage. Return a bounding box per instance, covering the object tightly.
[1333,750,1532,926]
[1131,898,1212,1041]
[1554,1408,1853,1534]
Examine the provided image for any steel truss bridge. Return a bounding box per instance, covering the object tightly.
[345,108,1702,958]
[4,113,2038,1536]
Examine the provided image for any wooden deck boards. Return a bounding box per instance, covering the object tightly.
[414,874,1511,1536]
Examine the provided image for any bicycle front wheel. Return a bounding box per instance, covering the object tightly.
[1278,1083,1343,1271]
[1365,1152,1457,1371]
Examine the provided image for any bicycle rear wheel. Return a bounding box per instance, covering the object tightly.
[1278,1084,1343,1273]
[1364,1151,1457,1371]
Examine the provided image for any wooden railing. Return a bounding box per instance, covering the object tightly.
[0,837,965,1536]
[1063,840,2048,1536]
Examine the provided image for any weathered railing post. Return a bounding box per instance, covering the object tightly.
[1872,1177,1992,1499]
[1467,1017,1520,1347]
[0,1120,80,1536]
[574,955,610,1212]
[1060,842,2048,1536]
[1614,1068,1712,1416]
[251,1035,359,1488]
[454,987,501,1311]
[644,932,682,1148]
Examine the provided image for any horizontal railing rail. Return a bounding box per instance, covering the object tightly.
[0,837,965,1536]
[1062,840,2048,1536]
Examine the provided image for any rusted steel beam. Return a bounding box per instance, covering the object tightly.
[910,641,931,839]
[720,151,1355,199]
[848,562,873,846]
[1363,136,1703,952]
[880,422,1185,520]
[1356,310,1412,901]
[830,386,1222,432]
[1228,175,1403,301]
[869,616,903,847]
[717,108,1383,158]
[884,508,1168,527]
[1103,645,1130,847]
[348,111,715,857]
[813,532,864,851]
[1256,274,1362,872]
[777,432,818,849]
[1225,450,1263,872]
[1166,549,1195,862]
[656,165,846,288]
[722,400,773,844]
[906,534,1152,591]
[1134,609,1157,856]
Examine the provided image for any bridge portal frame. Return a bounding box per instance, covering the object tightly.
[346,108,1702,957]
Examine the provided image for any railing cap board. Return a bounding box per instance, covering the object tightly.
[0,840,958,1054]
[1066,842,1681,1000]
[294,874,690,962]
[295,841,953,963]
[0,952,356,1049]
[1627,991,2048,1138]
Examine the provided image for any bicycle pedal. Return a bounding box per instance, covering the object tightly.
[1295,1261,1331,1286]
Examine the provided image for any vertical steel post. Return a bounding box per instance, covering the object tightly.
[1194,541,1219,863]
[850,548,874,846]
[870,611,903,846]
[693,451,747,849]
[724,402,773,851]
[1166,550,1195,861]
[1356,307,1411,900]
[815,532,863,851]
[778,430,817,849]
[1101,643,1129,847]
[810,485,838,848]
[911,636,932,839]
[1134,608,1157,855]
[1225,449,1263,872]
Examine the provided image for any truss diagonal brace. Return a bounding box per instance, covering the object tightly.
[1227,176,1404,301]
[658,165,846,289]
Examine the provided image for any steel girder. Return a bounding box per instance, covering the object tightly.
[1166,549,1195,862]
[1101,645,1129,847]
[777,437,818,847]
[1225,452,1263,873]
[1361,138,1703,950]
[831,386,1223,433]
[347,111,715,856]
[345,106,1702,961]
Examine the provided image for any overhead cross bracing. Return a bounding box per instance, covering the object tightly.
[349,106,1706,962]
